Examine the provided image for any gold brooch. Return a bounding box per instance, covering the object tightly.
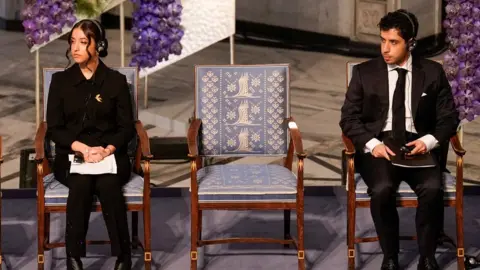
[95,94,102,103]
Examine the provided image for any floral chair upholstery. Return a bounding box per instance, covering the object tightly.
[187,64,306,270]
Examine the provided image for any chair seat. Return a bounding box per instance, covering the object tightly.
[354,172,456,201]
[196,164,297,202]
[43,173,144,206]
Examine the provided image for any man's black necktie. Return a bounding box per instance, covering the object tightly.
[392,68,408,143]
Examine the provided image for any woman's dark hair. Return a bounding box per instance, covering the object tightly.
[65,20,108,68]
[378,9,419,42]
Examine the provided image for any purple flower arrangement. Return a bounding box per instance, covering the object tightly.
[129,0,184,69]
[443,0,480,123]
[22,0,77,49]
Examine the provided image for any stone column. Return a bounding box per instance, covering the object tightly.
[0,0,24,30]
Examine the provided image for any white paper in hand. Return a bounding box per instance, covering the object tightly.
[69,154,117,175]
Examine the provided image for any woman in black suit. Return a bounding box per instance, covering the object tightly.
[46,19,134,270]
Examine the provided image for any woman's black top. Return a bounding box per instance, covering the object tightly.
[46,61,135,183]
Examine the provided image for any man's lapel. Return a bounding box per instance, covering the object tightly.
[374,58,389,103]
[411,58,425,119]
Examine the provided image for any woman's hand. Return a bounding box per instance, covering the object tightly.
[86,146,115,162]
[85,146,105,163]
[71,142,115,163]
[102,145,116,158]
[72,141,92,161]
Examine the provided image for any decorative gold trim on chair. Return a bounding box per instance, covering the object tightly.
[348,249,355,258]
[37,164,43,176]
[191,251,198,260]
[298,250,305,259]
[458,248,465,257]
[38,254,44,263]
[144,252,152,261]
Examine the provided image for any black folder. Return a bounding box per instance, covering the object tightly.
[384,138,436,168]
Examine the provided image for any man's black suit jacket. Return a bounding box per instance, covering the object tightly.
[339,56,459,152]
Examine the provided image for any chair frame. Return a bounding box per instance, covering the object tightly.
[187,64,307,270]
[34,67,153,270]
[342,61,466,270]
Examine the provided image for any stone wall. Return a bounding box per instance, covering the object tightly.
[235,0,443,43]
[0,0,23,20]
[1,0,443,45]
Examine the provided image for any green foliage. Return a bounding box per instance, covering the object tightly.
[75,0,105,18]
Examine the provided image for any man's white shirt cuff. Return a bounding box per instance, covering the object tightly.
[418,134,439,152]
[364,138,382,153]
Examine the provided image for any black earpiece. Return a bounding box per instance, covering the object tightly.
[76,19,107,53]
[398,11,417,51]
[88,19,107,53]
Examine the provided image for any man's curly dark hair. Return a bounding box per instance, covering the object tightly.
[378,9,419,42]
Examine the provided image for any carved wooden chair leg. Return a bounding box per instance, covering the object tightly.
[297,205,305,270]
[143,202,152,270]
[190,206,198,270]
[38,209,45,269]
[457,203,465,270]
[347,195,355,270]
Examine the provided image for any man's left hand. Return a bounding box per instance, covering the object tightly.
[405,140,427,155]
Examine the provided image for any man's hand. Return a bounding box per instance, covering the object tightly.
[372,144,396,160]
[405,140,427,155]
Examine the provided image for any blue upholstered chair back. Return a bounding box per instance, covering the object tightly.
[42,67,139,159]
[195,65,291,156]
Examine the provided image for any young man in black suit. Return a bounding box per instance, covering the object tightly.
[339,9,459,270]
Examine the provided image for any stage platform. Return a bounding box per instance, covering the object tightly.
[2,190,480,269]
[1,25,480,270]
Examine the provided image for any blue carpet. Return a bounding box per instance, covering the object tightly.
[2,192,480,269]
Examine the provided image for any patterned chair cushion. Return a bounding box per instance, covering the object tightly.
[196,164,297,202]
[354,172,456,201]
[43,172,144,206]
[195,65,290,156]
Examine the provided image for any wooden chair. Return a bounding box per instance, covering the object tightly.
[34,67,153,269]
[187,64,306,269]
[342,61,466,269]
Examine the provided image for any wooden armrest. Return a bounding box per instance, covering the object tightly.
[135,121,153,160]
[35,122,47,163]
[187,118,201,158]
[287,118,306,158]
[341,134,357,192]
[450,134,466,157]
[341,133,356,156]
